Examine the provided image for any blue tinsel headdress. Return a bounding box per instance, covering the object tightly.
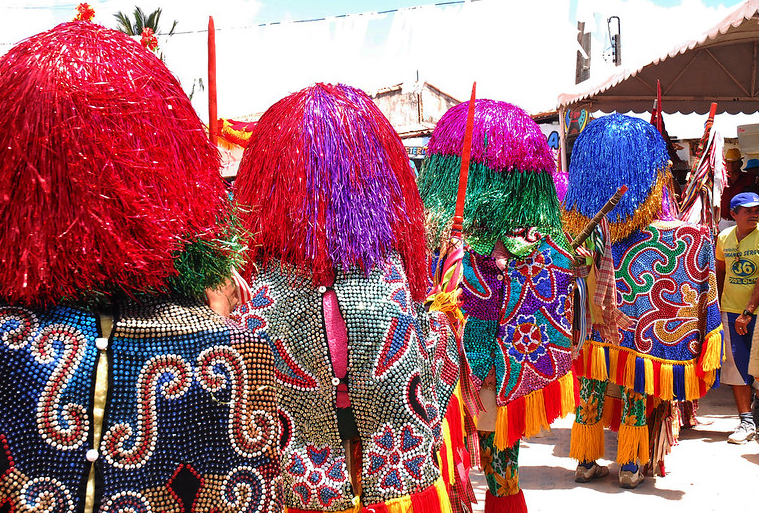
[563,113,669,241]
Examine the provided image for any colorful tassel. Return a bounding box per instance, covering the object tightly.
[569,420,605,463]
[591,345,608,381]
[492,372,576,450]
[234,83,428,301]
[697,325,724,373]
[617,424,650,466]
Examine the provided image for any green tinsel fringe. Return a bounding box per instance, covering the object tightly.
[419,154,566,254]
[169,214,248,299]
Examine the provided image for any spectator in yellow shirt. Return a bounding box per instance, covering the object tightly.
[716,192,759,443]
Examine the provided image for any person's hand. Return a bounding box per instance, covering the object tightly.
[735,313,752,336]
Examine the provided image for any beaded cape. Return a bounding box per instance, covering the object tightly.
[0,298,281,512]
[564,114,723,401]
[234,254,460,512]
[420,100,577,450]
[573,221,723,401]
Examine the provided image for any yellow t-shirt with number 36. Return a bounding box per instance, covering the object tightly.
[716,225,759,314]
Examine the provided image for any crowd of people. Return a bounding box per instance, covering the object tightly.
[0,15,754,513]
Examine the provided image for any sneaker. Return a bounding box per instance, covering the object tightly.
[575,462,609,483]
[619,466,644,489]
[728,422,756,444]
[752,395,759,427]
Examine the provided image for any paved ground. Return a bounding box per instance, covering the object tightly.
[469,384,757,512]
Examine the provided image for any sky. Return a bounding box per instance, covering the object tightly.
[0,0,751,137]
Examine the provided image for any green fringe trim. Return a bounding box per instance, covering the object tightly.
[169,214,248,299]
[419,154,566,254]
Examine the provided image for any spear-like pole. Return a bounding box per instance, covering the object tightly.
[208,16,218,146]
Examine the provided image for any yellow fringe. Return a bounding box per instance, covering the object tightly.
[643,359,654,396]
[570,421,605,462]
[699,324,724,372]
[591,345,608,381]
[623,353,636,390]
[684,365,699,401]
[428,291,465,328]
[493,372,576,450]
[581,335,723,402]
[524,389,548,438]
[617,424,649,466]
[704,369,716,389]
[608,346,619,383]
[659,363,673,400]
[494,407,509,450]
[440,420,455,485]
[562,173,667,243]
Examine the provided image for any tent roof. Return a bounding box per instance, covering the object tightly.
[558,0,759,115]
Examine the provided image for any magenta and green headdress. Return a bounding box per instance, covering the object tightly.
[419,99,564,255]
[0,21,238,307]
[234,83,428,301]
[563,113,670,242]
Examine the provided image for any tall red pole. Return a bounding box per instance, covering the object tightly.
[208,16,218,145]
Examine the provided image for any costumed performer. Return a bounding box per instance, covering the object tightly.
[563,113,723,488]
[0,20,280,512]
[419,99,577,513]
[231,83,465,513]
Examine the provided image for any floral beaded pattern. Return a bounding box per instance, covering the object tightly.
[460,235,574,404]
[241,252,460,510]
[0,305,98,512]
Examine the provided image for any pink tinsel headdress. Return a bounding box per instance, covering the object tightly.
[234,83,428,301]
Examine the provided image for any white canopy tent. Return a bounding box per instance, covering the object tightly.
[557,0,759,169]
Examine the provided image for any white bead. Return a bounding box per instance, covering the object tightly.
[95,337,108,350]
[497,274,504,281]
[318,286,327,294]
[331,377,340,386]
[86,449,99,462]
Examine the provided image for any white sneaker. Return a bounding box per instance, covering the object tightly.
[728,422,756,444]
[575,462,609,483]
[619,467,644,489]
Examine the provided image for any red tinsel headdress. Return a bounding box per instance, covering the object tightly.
[0,22,227,307]
[234,83,428,301]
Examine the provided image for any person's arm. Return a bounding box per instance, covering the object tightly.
[733,273,759,336]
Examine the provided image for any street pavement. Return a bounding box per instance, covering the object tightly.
[469,384,756,512]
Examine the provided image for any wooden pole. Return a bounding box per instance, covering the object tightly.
[571,185,628,249]
[208,16,218,145]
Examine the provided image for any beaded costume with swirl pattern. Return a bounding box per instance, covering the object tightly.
[575,222,723,400]
[0,298,282,512]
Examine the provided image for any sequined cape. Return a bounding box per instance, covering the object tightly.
[459,233,576,449]
[235,253,460,512]
[0,297,281,512]
[574,221,724,401]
